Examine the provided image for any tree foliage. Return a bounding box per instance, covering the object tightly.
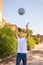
[27,35,36,50]
[0,26,18,58]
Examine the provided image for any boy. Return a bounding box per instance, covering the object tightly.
[16,23,29,65]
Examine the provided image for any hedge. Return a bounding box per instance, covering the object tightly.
[0,26,18,58]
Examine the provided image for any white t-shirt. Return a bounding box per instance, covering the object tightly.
[17,37,27,53]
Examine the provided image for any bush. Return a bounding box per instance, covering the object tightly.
[34,37,39,44]
[0,26,18,58]
[27,36,36,50]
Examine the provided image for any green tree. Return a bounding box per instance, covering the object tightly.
[27,35,36,50]
[0,26,18,58]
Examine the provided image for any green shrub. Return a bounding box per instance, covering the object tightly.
[0,26,18,58]
[27,36,36,50]
[34,37,39,44]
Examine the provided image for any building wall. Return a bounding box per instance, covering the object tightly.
[2,17,17,31]
[0,0,2,27]
[0,0,2,11]
[7,24,17,31]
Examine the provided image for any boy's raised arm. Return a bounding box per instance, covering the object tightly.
[26,22,29,38]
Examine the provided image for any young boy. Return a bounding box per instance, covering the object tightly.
[16,23,29,65]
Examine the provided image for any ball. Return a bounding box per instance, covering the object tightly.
[18,8,25,15]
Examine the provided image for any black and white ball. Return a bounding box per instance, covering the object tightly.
[18,8,25,15]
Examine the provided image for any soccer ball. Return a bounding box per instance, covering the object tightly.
[18,8,25,15]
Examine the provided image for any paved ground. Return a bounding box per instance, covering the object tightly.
[0,43,43,65]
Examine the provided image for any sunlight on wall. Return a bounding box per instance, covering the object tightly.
[0,0,2,26]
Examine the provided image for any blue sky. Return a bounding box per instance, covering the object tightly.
[3,0,43,35]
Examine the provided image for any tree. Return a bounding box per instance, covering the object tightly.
[27,35,36,50]
[0,26,18,58]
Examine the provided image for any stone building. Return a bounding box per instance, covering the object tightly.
[0,0,2,27]
[0,17,17,31]
[32,34,43,43]
[6,23,17,31]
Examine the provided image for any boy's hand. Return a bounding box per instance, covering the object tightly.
[26,22,29,28]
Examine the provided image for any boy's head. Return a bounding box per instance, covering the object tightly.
[19,31,24,38]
